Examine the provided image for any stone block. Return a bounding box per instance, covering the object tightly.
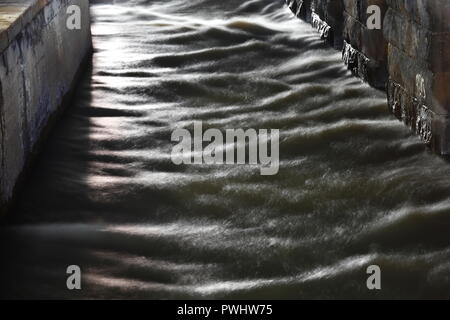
[312,0,345,48]
[285,0,313,22]
[386,0,450,32]
[343,12,387,63]
[387,43,450,115]
[384,8,450,73]
[343,0,388,22]
[387,79,450,154]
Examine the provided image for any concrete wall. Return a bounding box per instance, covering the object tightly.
[285,0,450,154]
[0,0,92,214]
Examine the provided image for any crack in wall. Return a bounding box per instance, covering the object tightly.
[0,74,5,204]
[17,36,31,158]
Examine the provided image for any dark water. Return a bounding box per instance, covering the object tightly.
[2,0,450,299]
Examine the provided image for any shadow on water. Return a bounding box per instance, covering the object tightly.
[0,66,97,299]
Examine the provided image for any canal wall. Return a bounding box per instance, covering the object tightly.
[0,0,92,215]
[285,0,450,154]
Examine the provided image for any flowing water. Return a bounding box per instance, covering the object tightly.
[2,0,450,299]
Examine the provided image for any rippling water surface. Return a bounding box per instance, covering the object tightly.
[2,0,450,299]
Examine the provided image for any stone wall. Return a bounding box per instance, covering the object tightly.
[285,0,450,154]
[384,0,450,154]
[342,0,388,89]
[286,0,388,87]
[0,0,92,214]
[285,0,344,49]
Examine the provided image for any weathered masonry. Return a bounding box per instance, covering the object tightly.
[0,0,92,215]
[285,0,450,154]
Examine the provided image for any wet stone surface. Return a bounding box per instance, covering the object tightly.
[286,0,450,154]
